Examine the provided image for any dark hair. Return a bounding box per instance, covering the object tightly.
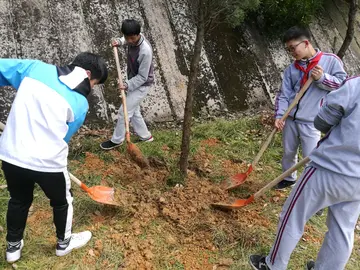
[71,52,108,84]
[121,19,141,36]
[282,26,311,43]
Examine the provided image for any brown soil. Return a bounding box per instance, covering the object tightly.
[27,138,274,269]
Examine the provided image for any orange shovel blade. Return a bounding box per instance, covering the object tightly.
[86,186,119,206]
[127,142,149,168]
[225,165,253,190]
[211,195,255,210]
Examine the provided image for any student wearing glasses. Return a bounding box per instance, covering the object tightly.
[273,26,347,190]
[249,26,349,270]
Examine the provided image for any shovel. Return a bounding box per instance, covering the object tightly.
[113,46,149,168]
[226,77,314,190]
[0,122,118,206]
[212,156,310,210]
[69,173,118,206]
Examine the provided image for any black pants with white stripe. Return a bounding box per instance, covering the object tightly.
[2,161,73,242]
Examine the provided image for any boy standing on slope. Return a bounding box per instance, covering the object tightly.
[0,52,108,262]
[101,19,154,150]
[274,26,346,190]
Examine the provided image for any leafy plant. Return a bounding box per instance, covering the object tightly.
[255,0,325,35]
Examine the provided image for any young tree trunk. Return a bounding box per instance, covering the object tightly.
[337,0,358,59]
[179,1,205,177]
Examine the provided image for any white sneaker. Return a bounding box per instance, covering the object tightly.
[6,240,24,263]
[139,135,154,143]
[56,231,92,257]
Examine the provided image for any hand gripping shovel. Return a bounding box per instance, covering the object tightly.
[0,122,118,206]
[113,46,149,168]
[225,77,314,190]
[213,156,310,210]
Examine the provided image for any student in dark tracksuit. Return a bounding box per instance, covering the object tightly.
[273,26,346,190]
[0,53,108,263]
[250,75,360,269]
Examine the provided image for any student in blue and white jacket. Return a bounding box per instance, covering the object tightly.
[249,75,360,270]
[0,52,108,263]
[274,26,347,190]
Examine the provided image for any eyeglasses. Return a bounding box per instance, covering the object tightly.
[285,41,306,53]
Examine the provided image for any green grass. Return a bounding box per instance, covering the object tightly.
[0,116,359,269]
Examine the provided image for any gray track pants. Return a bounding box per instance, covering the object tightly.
[282,118,320,181]
[111,86,151,144]
[266,163,360,270]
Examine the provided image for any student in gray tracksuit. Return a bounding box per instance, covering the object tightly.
[249,75,360,270]
[101,19,154,150]
[274,26,347,190]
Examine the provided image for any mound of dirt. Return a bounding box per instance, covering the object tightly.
[67,142,272,269]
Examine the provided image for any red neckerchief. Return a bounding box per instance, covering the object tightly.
[294,51,323,86]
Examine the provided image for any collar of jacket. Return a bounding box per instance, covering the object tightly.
[129,34,144,47]
[297,48,321,65]
[56,65,91,97]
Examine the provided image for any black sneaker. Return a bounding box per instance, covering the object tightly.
[249,255,270,270]
[316,209,324,216]
[306,260,315,270]
[275,180,295,190]
[100,140,122,150]
[6,240,24,263]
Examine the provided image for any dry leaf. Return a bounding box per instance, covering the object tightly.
[272,197,280,202]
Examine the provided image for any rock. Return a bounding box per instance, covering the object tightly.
[88,249,96,257]
[143,250,154,260]
[165,235,177,245]
[218,258,234,266]
[95,240,103,252]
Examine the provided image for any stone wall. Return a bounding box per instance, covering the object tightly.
[0,0,359,125]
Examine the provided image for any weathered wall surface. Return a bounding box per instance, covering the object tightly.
[0,0,359,125]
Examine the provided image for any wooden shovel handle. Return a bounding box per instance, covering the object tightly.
[252,128,277,166]
[69,173,89,192]
[280,77,314,121]
[254,156,310,199]
[113,46,131,142]
[69,172,81,186]
[250,77,314,168]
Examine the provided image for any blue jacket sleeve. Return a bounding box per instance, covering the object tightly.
[0,59,39,89]
[315,83,349,132]
[63,112,87,143]
[314,58,347,91]
[274,67,294,119]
